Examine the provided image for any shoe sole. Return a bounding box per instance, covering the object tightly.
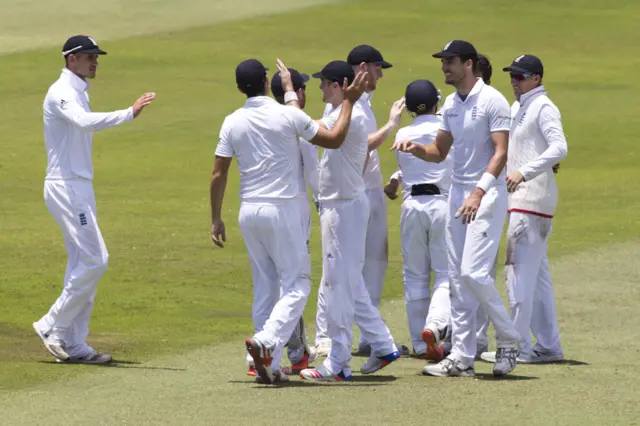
[245,338,273,384]
[33,323,70,361]
[421,329,444,361]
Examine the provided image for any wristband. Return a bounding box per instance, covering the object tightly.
[284,91,298,103]
[476,172,496,193]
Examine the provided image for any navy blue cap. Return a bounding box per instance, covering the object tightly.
[312,60,355,85]
[347,45,392,69]
[503,54,544,77]
[405,80,440,114]
[62,35,107,57]
[236,59,269,90]
[270,68,310,98]
[432,40,477,58]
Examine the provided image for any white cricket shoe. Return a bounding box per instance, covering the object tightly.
[56,349,112,364]
[314,339,331,358]
[33,323,70,361]
[475,344,488,361]
[245,337,273,384]
[493,347,519,376]
[422,357,475,377]
[481,349,563,364]
[300,364,352,382]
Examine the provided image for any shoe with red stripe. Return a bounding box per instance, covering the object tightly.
[360,350,401,374]
[247,365,257,377]
[300,365,352,381]
[421,327,444,362]
[245,337,273,384]
[282,352,310,375]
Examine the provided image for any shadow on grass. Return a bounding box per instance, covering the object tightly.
[229,375,396,388]
[38,359,187,372]
[474,373,539,381]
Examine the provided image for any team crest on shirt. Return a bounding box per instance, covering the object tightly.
[471,106,478,120]
[518,112,527,125]
[60,99,68,109]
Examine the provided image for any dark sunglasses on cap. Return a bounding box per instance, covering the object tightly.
[510,73,537,81]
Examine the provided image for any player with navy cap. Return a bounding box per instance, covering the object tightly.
[299,60,400,381]
[384,80,454,361]
[480,54,567,365]
[394,40,520,377]
[314,45,405,358]
[268,67,319,375]
[211,58,368,384]
[33,35,156,364]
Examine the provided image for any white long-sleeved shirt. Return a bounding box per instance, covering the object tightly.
[298,138,319,200]
[393,115,452,201]
[43,68,134,180]
[215,96,320,200]
[508,86,569,217]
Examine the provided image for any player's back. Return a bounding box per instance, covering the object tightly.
[395,115,452,200]
[219,96,307,200]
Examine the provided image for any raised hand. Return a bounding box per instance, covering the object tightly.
[276,58,294,93]
[344,66,369,103]
[388,97,406,127]
[132,92,156,118]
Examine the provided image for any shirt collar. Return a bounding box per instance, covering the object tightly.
[61,68,90,92]
[243,96,278,107]
[455,77,484,103]
[519,85,547,106]
[358,90,373,107]
[413,114,440,124]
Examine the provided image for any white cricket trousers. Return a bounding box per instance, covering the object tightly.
[315,188,388,346]
[320,192,396,374]
[506,212,563,357]
[400,194,450,354]
[240,199,311,370]
[37,179,108,356]
[447,183,520,366]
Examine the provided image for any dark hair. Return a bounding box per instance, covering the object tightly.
[241,74,267,98]
[475,54,492,85]
[459,53,478,71]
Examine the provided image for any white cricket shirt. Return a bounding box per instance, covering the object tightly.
[215,96,320,200]
[508,86,569,217]
[318,102,369,200]
[440,78,511,185]
[394,114,452,201]
[357,92,384,190]
[43,68,134,180]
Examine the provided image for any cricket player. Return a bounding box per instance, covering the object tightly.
[383,80,452,361]
[315,45,405,357]
[33,35,156,364]
[393,40,520,377]
[299,61,400,381]
[270,68,319,374]
[481,54,567,364]
[210,58,367,384]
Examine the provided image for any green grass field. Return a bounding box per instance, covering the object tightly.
[1,0,640,424]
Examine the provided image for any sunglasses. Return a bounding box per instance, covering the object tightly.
[510,73,536,81]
